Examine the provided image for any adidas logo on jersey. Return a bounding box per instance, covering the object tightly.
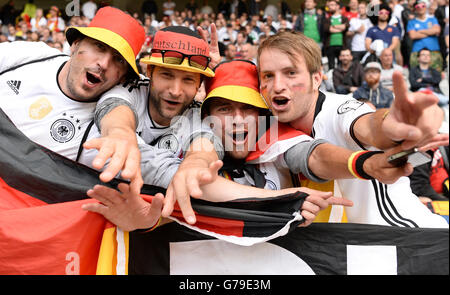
[7,80,21,95]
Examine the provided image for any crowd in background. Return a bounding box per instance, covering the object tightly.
[0,0,449,202]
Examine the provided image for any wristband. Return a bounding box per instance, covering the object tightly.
[348,151,384,180]
[382,110,390,121]
[135,216,162,233]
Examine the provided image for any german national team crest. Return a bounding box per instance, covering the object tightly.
[158,133,179,153]
[50,119,75,143]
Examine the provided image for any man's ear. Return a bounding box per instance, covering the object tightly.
[312,71,323,90]
[69,38,82,56]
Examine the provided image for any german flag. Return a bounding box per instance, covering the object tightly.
[0,109,307,274]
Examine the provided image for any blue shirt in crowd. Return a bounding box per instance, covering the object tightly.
[366,25,401,47]
[407,16,440,52]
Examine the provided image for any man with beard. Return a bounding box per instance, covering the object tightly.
[0,7,145,176]
[353,62,394,109]
[82,60,354,231]
[333,48,364,94]
[80,26,225,225]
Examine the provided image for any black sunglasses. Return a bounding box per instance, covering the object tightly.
[151,49,211,71]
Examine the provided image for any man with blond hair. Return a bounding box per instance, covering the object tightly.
[256,30,448,227]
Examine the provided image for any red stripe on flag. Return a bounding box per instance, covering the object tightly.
[171,203,245,237]
[0,177,47,210]
[0,185,108,274]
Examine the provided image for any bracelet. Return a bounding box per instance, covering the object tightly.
[348,151,384,180]
[382,109,390,121]
[137,216,162,233]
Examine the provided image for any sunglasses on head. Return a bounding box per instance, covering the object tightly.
[415,3,426,8]
[151,49,211,71]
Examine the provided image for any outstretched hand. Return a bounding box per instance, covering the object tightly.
[161,159,223,225]
[83,128,144,197]
[382,71,444,150]
[281,187,353,227]
[82,183,163,232]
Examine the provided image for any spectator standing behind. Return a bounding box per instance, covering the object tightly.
[409,48,448,106]
[333,48,364,94]
[30,8,47,32]
[407,0,443,72]
[223,43,236,61]
[353,62,394,109]
[47,6,65,33]
[379,48,407,91]
[323,0,349,70]
[365,3,401,61]
[342,0,359,21]
[293,0,324,49]
[342,0,359,49]
[401,0,416,68]
[347,1,372,62]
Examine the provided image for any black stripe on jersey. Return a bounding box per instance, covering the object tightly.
[349,113,372,150]
[383,183,419,228]
[377,181,413,227]
[372,180,419,227]
[372,180,399,226]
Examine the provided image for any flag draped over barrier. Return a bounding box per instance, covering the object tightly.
[0,109,306,274]
[0,108,448,275]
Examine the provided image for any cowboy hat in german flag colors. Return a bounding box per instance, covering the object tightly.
[65,7,145,77]
[203,60,268,111]
[140,26,215,77]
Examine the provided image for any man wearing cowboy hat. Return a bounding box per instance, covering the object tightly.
[0,6,145,165]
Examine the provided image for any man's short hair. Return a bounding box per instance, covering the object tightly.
[257,31,322,75]
[418,47,431,56]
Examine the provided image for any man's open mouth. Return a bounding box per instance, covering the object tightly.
[86,72,102,85]
[232,131,248,143]
[273,97,289,106]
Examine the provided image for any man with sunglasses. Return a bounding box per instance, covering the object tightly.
[407,0,443,72]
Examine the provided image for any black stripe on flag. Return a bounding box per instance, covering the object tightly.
[128,222,449,275]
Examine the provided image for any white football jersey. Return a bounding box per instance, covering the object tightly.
[0,41,96,161]
[82,77,223,188]
[312,91,448,228]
